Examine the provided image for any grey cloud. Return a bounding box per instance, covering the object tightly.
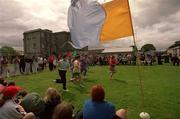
[134,0,180,28]
[0,35,23,47]
[0,0,28,47]
[157,23,175,33]
[0,0,24,22]
[0,0,179,51]
[128,0,180,50]
[0,21,28,33]
[0,0,69,49]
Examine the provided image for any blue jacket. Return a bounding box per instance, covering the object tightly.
[83,99,115,119]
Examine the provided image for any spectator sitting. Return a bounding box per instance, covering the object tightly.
[8,81,16,86]
[15,90,28,103]
[20,92,45,116]
[0,77,6,94]
[83,85,127,119]
[52,101,74,119]
[0,76,7,86]
[0,86,35,119]
[39,87,61,119]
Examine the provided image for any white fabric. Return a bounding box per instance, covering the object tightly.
[32,62,38,73]
[14,63,20,75]
[68,0,105,49]
[25,63,31,75]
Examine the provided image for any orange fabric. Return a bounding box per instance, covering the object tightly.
[100,0,133,42]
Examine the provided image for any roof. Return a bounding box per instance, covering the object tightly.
[88,44,104,50]
[23,29,52,34]
[102,47,133,53]
[54,31,70,34]
[168,41,180,49]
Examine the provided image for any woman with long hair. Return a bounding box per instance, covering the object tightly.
[52,101,74,119]
[39,87,61,119]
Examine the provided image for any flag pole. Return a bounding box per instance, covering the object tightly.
[127,0,145,112]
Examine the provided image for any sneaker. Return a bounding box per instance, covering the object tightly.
[70,78,74,81]
[79,84,85,88]
[63,89,70,92]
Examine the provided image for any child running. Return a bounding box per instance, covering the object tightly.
[71,55,84,87]
[108,56,117,80]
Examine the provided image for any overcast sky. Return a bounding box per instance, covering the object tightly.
[0,0,180,50]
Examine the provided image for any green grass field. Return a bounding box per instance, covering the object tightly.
[8,64,180,119]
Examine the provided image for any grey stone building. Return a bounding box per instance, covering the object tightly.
[53,31,75,52]
[23,29,87,57]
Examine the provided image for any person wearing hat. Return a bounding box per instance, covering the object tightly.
[0,86,35,119]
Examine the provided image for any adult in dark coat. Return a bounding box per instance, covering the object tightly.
[19,56,25,74]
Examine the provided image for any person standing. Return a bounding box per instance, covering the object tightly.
[54,55,70,91]
[19,56,25,74]
[32,56,38,73]
[38,56,44,71]
[1,57,8,78]
[0,56,3,76]
[13,56,20,76]
[108,56,117,80]
[172,54,179,66]
[25,57,31,75]
[80,55,88,78]
[48,55,55,71]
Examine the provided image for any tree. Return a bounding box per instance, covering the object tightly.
[169,41,180,48]
[141,44,156,52]
[0,46,17,56]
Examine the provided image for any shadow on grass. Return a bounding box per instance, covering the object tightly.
[112,79,128,84]
[61,90,76,102]
[71,84,89,94]
[83,78,96,83]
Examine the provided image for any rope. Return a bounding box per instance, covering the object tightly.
[127,0,145,111]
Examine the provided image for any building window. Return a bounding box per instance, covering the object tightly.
[41,33,44,38]
[32,36,36,39]
[42,44,44,48]
[33,43,36,49]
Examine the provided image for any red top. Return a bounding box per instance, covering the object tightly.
[109,58,116,66]
[48,55,54,63]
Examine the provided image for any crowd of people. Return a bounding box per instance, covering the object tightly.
[0,55,47,78]
[0,52,179,81]
[0,52,179,119]
[0,76,126,119]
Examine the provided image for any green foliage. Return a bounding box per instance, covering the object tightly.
[141,44,156,52]
[0,46,16,56]
[9,65,180,119]
[169,41,180,48]
[175,41,180,44]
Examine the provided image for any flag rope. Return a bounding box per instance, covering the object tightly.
[127,0,145,112]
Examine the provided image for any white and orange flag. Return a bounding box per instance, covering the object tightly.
[68,0,133,48]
